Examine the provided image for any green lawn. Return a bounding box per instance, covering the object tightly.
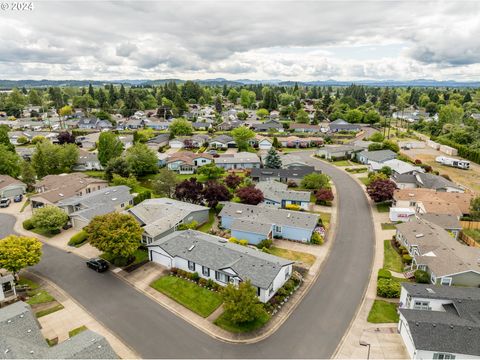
[150,276,223,317]
[84,170,106,179]
[464,229,480,244]
[20,199,30,212]
[214,310,270,333]
[268,246,316,266]
[17,277,40,291]
[36,304,64,318]
[367,300,399,323]
[359,177,369,186]
[384,240,404,273]
[26,290,55,305]
[30,227,57,238]
[376,203,391,213]
[197,209,216,233]
[69,325,88,337]
[319,211,331,230]
[381,223,396,230]
[331,160,352,166]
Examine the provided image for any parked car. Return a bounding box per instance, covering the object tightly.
[62,223,72,230]
[0,198,11,208]
[86,258,109,272]
[13,194,23,202]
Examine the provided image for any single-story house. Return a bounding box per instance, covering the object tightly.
[166,152,213,174]
[356,149,397,165]
[214,152,261,170]
[145,120,170,130]
[147,133,170,149]
[78,117,101,129]
[127,198,210,244]
[75,132,100,150]
[370,159,422,176]
[31,173,108,209]
[256,180,311,210]
[191,122,212,130]
[316,145,363,161]
[169,138,185,149]
[252,120,284,133]
[279,154,309,168]
[392,171,465,193]
[210,135,236,149]
[256,136,273,150]
[250,166,317,185]
[57,185,133,229]
[328,119,361,133]
[0,301,117,358]
[289,123,322,133]
[73,149,103,171]
[395,219,480,287]
[125,118,145,129]
[416,213,462,240]
[398,283,480,360]
[219,202,319,244]
[147,230,293,303]
[0,175,26,198]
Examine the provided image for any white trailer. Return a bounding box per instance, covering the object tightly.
[435,156,470,170]
[389,208,416,222]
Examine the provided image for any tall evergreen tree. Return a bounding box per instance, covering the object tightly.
[264,148,282,169]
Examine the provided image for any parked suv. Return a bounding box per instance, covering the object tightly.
[86,258,109,272]
[13,194,23,202]
[0,198,11,208]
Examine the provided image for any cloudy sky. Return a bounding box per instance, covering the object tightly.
[1,1,480,81]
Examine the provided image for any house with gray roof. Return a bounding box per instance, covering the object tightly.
[395,219,480,287]
[73,149,103,172]
[219,202,319,244]
[398,283,480,360]
[415,213,462,240]
[251,120,284,132]
[0,175,26,198]
[251,166,317,186]
[316,145,363,161]
[256,180,311,210]
[0,301,117,359]
[356,149,397,165]
[126,198,209,244]
[328,119,361,133]
[209,135,236,149]
[214,152,261,170]
[147,230,293,302]
[392,171,465,193]
[57,185,133,229]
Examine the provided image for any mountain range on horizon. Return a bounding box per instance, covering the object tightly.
[1,78,479,89]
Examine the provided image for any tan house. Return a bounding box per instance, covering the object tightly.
[31,173,108,209]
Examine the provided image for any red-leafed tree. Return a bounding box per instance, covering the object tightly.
[315,188,334,204]
[174,178,204,204]
[203,181,232,207]
[225,173,242,189]
[236,186,264,205]
[57,131,76,144]
[367,179,396,203]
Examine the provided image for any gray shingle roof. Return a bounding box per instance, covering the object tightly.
[251,166,317,181]
[402,283,480,301]
[148,230,292,288]
[0,301,117,359]
[256,180,311,203]
[220,202,319,232]
[358,149,397,163]
[417,213,461,230]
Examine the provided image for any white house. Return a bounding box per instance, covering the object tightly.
[214,152,261,170]
[398,283,480,359]
[147,230,293,303]
[0,271,16,304]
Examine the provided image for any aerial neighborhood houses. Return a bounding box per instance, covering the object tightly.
[214,152,261,170]
[256,180,311,210]
[250,166,318,185]
[166,152,213,174]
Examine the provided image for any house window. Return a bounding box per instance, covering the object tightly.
[285,267,291,280]
[441,277,452,286]
[257,287,261,296]
[188,261,195,271]
[215,271,229,283]
[202,266,210,277]
[121,203,124,208]
[413,301,430,310]
[274,225,282,233]
[433,353,456,360]
[409,201,416,206]
[86,188,91,194]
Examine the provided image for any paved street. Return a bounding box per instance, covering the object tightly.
[0,152,374,358]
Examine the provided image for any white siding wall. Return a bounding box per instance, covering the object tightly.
[398,313,416,359]
[414,350,478,360]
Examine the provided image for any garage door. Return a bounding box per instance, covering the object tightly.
[150,250,172,268]
[1,187,23,198]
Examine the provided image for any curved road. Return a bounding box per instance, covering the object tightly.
[4,153,375,358]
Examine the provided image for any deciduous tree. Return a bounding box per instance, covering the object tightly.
[98,132,123,166]
[0,144,21,177]
[222,280,266,324]
[197,163,225,180]
[224,173,242,189]
[31,205,69,232]
[169,118,193,136]
[151,168,178,197]
[366,179,396,202]
[236,185,264,205]
[125,143,158,176]
[175,178,204,204]
[231,126,255,151]
[0,235,42,276]
[301,173,330,190]
[203,181,232,207]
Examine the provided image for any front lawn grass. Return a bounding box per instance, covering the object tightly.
[268,246,316,266]
[36,304,64,318]
[359,177,369,186]
[150,276,223,317]
[384,240,404,273]
[30,227,57,238]
[197,209,216,233]
[26,290,55,305]
[376,202,391,213]
[367,300,399,323]
[17,277,40,291]
[69,325,88,337]
[214,310,270,333]
[331,160,351,166]
[381,223,396,230]
[84,170,105,179]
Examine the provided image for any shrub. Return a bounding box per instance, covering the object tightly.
[23,219,35,230]
[378,268,392,280]
[285,204,301,211]
[238,239,248,246]
[414,159,422,165]
[134,190,152,205]
[170,267,178,275]
[228,237,239,244]
[402,254,413,264]
[68,230,88,246]
[377,278,401,298]
[198,278,207,286]
[206,279,215,289]
[256,239,273,249]
[414,269,430,284]
[50,228,61,235]
[310,232,324,245]
[190,272,200,282]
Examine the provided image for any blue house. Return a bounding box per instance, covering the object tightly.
[218,202,319,244]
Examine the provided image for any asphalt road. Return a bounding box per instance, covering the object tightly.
[0,153,375,358]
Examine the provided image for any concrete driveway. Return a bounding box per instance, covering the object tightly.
[2,151,374,359]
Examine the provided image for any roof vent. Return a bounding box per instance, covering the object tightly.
[188,244,195,251]
[415,233,424,238]
[236,210,243,214]
[59,193,64,197]
[111,198,117,201]
[426,288,435,293]
[287,213,291,218]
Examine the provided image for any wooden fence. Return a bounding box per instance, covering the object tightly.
[460,221,480,230]
[459,231,480,248]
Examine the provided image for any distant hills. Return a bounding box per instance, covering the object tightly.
[1,78,479,89]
